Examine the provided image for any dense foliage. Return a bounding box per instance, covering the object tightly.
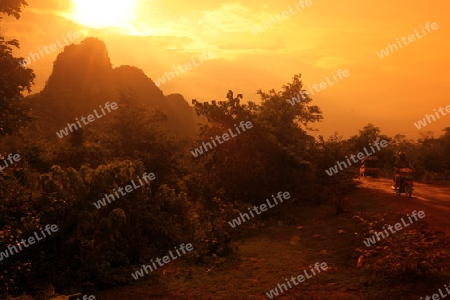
[1,2,450,298]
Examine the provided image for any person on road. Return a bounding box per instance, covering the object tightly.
[394,151,411,190]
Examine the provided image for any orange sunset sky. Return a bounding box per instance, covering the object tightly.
[2,0,449,139]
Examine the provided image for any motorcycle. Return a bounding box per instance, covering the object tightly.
[391,168,413,198]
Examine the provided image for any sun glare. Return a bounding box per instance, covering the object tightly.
[70,0,139,29]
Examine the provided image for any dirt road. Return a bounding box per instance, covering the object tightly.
[359,176,450,234]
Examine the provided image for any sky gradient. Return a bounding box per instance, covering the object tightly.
[2,0,449,139]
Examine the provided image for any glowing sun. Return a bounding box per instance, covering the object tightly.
[70,0,139,29]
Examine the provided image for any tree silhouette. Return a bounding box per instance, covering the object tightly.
[0,0,35,136]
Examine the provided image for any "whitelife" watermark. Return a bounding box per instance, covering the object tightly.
[287,69,350,106]
[0,224,59,261]
[266,262,328,298]
[153,51,216,87]
[325,140,388,176]
[93,172,155,209]
[414,105,450,129]
[191,121,253,157]
[72,296,95,300]
[0,153,21,171]
[228,191,290,228]
[363,210,425,247]
[376,22,439,59]
[251,0,313,35]
[56,101,118,139]
[19,31,82,67]
[421,283,450,300]
[131,243,193,280]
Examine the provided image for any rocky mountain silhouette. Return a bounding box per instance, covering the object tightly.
[26,37,197,137]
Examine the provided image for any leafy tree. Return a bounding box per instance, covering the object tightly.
[0,0,28,19]
[1,160,195,295]
[0,0,35,136]
[190,75,323,205]
[103,89,188,190]
[443,127,450,136]
[316,133,345,161]
[347,123,382,151]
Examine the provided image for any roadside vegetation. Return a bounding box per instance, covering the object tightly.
[1,1,450,299]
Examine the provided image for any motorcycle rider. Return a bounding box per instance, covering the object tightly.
[394,151,411,191]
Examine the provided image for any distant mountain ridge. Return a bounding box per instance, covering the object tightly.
[27,37,197,136]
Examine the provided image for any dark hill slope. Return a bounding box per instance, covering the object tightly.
[27,37,197,137]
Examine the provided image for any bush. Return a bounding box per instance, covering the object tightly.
[0,161,197,295]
